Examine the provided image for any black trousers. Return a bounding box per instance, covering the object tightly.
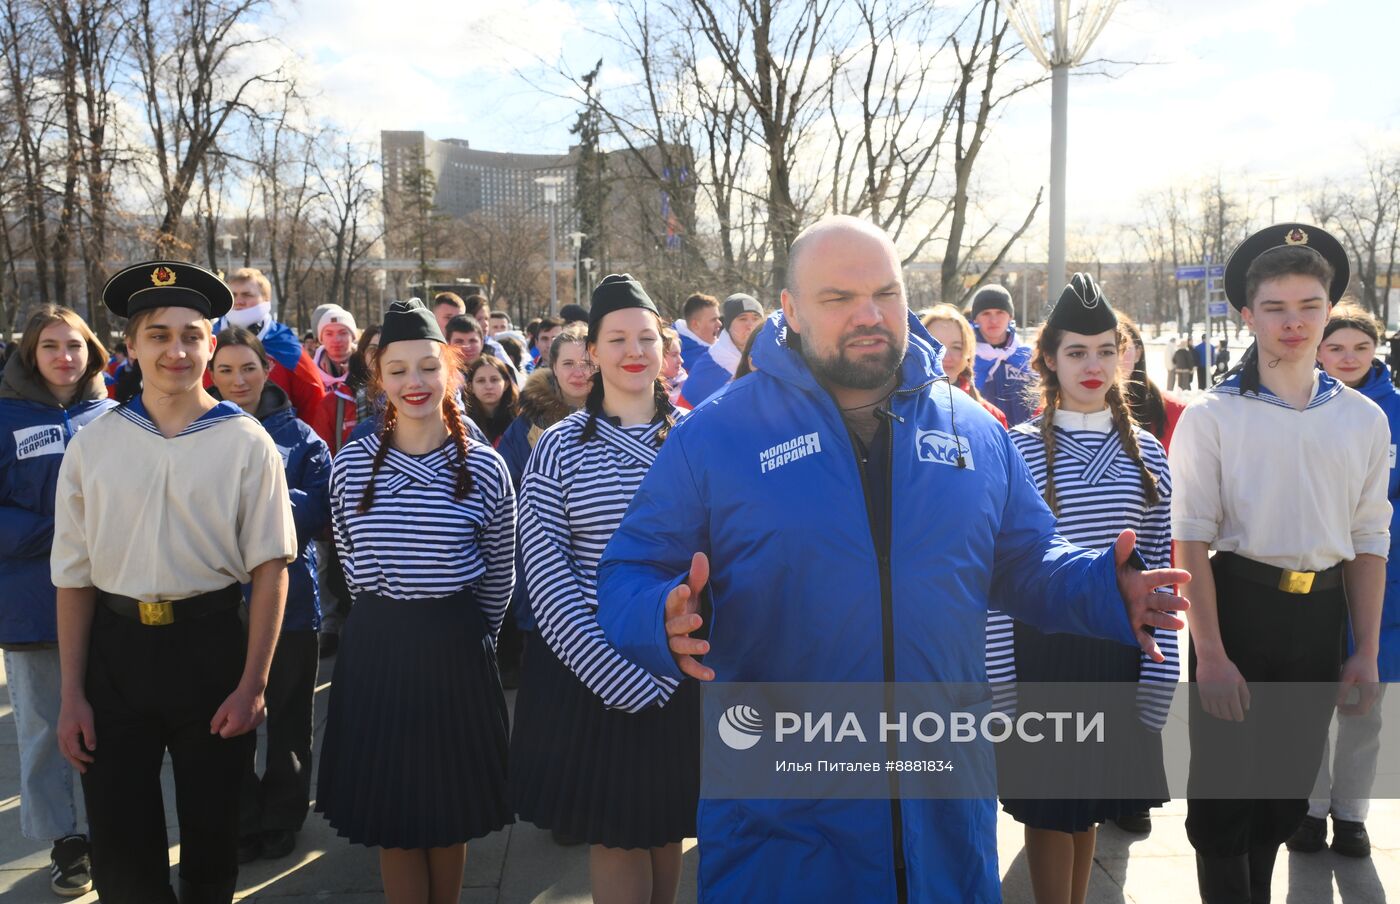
[240,629,318,835]
[1185,555,1347,857]
[81,600,252,904]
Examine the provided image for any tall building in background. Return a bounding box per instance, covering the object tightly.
[381,131,578,240]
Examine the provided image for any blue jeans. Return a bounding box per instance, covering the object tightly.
[3,647,85,841]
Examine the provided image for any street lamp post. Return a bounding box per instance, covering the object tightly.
[536,176,565,317]
[218,233,237,278]
[1005,1,1121,297]
[567,231,587,306]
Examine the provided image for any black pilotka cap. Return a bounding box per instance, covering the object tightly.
[970,284,1014,317]
[589,274,658,330]
[1223,223,1350,311]
[1047,273,1118,334]
[379,298,445,346]
[103,261,233,319]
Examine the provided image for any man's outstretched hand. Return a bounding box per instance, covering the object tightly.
[1114,529,1191,663]
[665,552,715,681]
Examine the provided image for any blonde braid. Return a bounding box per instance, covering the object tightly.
[1106,384,1160,508]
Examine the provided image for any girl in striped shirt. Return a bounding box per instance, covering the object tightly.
[988,274,1176,904]
[315,299,516,904]
[511,274,699,904]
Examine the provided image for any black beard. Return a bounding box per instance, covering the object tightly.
[798,328,905,390]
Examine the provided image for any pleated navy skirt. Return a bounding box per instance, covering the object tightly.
[510,631,700,849]
[998,620,1169,834]
[315,588,512,848]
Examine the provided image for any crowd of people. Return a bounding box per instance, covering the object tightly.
[0,216,1393,904]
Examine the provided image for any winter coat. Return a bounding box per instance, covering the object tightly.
[496,367,580,631]
[0,357,115,646]
[1353,360,1400,681]
[247,383,332,631]
[673,319,713,372]
[310,382,360,454]
[207,316,326,421]
[972,322,1037,426]
[598,311,1142,903]
[678,330,741,408]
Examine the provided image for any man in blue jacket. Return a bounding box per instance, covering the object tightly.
[970,284,1037,426]
[598,216,1190,904]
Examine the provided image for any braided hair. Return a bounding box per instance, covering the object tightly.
[357,342,474,513]
[1031,325,1159,516]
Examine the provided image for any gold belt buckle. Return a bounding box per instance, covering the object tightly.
[1278,569,1315,594]
[138,600,175,626]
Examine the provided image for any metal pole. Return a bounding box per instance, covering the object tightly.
[1048,63,1069,296]
[1021,244,1029,325]
[548,199,558,317]
[1204,252,1212,350]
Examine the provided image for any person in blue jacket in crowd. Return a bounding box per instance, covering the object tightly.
[677,293,765,408]
[0,304,115,897]
[970,284,1038,426]
[1291,302,1400,860]
[597,216,1191,904]
[209,326,332,865]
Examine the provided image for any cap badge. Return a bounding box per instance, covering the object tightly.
[151,266,176,287]
[1285,228,1309,246]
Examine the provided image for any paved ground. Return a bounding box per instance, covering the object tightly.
[0,655,1395,903]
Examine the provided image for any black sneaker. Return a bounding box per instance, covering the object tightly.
[49,835,93,897]
[261,829,296,860]
[1112,811,1152,834]
[1285,815,1327,853]
[237,833,262,864]
[1331,819,1371,858]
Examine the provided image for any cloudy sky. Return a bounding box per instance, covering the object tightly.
[272,0,1399,254]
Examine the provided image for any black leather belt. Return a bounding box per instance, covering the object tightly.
[100,585,241,626]
[1216,552,1344,595]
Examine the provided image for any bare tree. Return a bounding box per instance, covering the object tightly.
[1310,153,1400,322]
[682,0,841,292]
[314,137,381,324]
[130,0,285,253]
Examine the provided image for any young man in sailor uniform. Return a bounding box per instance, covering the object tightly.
[51,261,297,904]
[1170,225,1389,903]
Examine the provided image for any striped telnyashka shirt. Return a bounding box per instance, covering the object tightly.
[986,413,1179,730]
[330,433,516,635]
[520,409,680,713]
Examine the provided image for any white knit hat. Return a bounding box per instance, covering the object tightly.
[316,304,358,339]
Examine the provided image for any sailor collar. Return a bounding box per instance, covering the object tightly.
[590,413,666,469]
[1210,368,1345,411]
[361,434,462,495]
[116,394,248,438]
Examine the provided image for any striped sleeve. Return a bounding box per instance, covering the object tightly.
[519,427,678,713]
[474,447,517,639]
[1135,433,1179,731]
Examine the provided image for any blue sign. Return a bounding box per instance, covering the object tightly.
[1175,265,1226,281]
[1208,301,1229,317]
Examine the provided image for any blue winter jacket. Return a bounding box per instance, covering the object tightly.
[1353,360,1400,681]
[246,384,331,631]
[972,322,1037,426]
[678,331,709,372]
[678,346,733,409]
[598,312,1143,903]
[0,358,115,645]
